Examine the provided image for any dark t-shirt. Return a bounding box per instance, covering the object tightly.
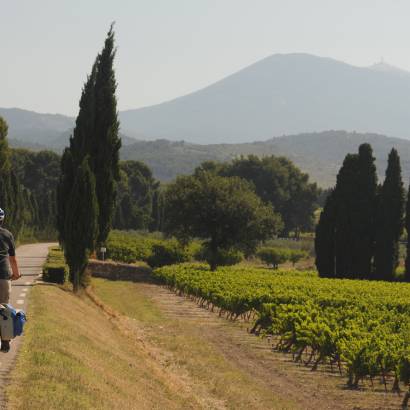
[0,228,15,279]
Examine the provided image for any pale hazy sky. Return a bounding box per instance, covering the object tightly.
[2,0,410,116]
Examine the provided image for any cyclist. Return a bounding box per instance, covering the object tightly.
[0,208,21,352]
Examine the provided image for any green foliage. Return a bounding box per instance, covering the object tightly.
[257,247,290,269]
[93,24,121,245]
[57,148,75,245]
[42,247,68,284]
[113,161,160,231]
[195,245,244,267]
[0,117,26,239]
[56,25,121,291]
[11,149,60,237]
[153,263,410,390]
[147,239,191,268]
[106,231,158,263]
[164,171,282,270]
[64,158,99,291]
[375,148,405,280]
[198,155,319,237]
[406,188,410,280]
[315,190,336,277]
[0,117,11,173]
[288,249,308,266]
[316,144,378,279]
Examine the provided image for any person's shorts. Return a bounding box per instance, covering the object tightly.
[0,280,11,304]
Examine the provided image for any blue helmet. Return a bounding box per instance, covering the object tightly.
[0,208,5,221]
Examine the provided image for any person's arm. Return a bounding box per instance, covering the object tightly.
[9,256,20,281]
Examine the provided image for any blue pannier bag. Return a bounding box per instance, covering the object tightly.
[3,304,26,337]
[13,310,26,337]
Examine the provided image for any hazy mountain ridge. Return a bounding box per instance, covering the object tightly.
[120,130,410,187]
[119,53,410,143]
[4,53,410,146]
[0,107,75,145]
[5,125,410,187]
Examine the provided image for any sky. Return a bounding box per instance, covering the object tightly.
[2,0,410,116]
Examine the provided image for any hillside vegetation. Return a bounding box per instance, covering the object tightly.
[120,131,410,187]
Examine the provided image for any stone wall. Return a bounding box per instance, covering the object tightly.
[87,259,152,281]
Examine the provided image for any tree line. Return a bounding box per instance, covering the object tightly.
[0,119,59,240]
[0,115,163,241]
[315,143,408,281]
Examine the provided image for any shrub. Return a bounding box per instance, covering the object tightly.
[106,231,157,263]
[288,250,308,266]
[147,240,191,268]
[43,247,68,284]
[257,247,289,269]
[195,245,244,267]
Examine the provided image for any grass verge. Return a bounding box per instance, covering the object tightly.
[92,278,296,410]
[6,283,208,410]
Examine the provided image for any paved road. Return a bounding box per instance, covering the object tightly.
[0,242,55,409]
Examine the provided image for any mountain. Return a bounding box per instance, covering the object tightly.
[119,53,410,144]
[120,131,410,187]
[0,107,75,145]
[5,54,410,146]
[0,108,136,151]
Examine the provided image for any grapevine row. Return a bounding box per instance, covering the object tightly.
[153,263,410,396]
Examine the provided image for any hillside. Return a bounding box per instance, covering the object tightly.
[119,53,410,143]
[0,107,74,145]
[120,131,410,187]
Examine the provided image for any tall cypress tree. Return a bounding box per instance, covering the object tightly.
[92,24,121,245]
[375,149,404,280]
[57,25,120,290]
[64,158,98,292]
[334,153,359,278]
[315,189,336,277]
[405,187,410,281]
[57,148,75,245]
[331,144,377,279]
[353,144,378,278]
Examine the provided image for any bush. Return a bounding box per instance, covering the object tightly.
[106,231,155,263]
[147,240,191,268]
[257,247,289,269]
[43,247,68,284]
[264,238,315,257]
[288,250,308,266]
[195,245,244,267]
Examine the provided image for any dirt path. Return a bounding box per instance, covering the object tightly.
[0,243,55,409]
[133,282,402,410]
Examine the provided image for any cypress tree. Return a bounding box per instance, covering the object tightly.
[356,144,378,278]
[57,148,75,245]
[334,153,359,278]
[405,187,410,280]
[332,144,377,279]
[64,158,98,292]
[92,24,121,245]
[315,189,336,277]
[375,149,404,280]
[57,25,120,289]
[70,61,98,164]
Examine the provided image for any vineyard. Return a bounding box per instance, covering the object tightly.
[153,263,410,399]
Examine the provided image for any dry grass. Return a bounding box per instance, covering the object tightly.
[91,278,295,410]
[91,278,403,410]
[5,283,209,410]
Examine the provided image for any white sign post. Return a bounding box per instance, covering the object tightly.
[100,247,106,261]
